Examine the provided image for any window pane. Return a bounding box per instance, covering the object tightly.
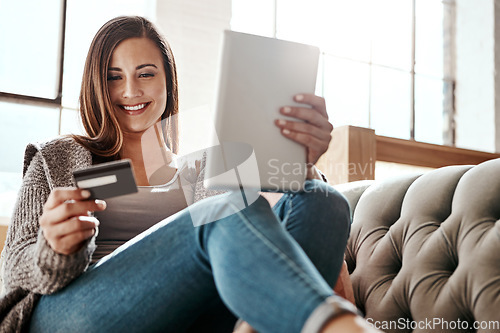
[322,55,370,127]
[0,102,59,217]
[414,75,443,144]
[415,0,444,77]
[315,53,325,97]
[60,108,85,136]
[320,0,373,62]
[0,102,59,173]
[0,0,63,99]
[371,0,413,70]
[276,0,323,45]
[0,171,20,218]
[276,0,372,63]
[62,0,156,109]
[231,0,275,37]
[370,66,411,139]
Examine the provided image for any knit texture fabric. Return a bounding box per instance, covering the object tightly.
[0,137,216,332]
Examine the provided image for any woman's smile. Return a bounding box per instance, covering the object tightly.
[119,102,152,115]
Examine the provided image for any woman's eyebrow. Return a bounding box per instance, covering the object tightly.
[136,63,158,70]
[108,64,158,71]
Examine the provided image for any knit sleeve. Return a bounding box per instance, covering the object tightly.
[1,152,95,295]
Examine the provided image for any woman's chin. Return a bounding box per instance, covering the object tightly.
[121,125,151,137]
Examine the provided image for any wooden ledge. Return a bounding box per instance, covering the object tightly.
[318,125,500,185]
[376,135,500,168]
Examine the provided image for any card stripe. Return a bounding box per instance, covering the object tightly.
[77,175,118,188]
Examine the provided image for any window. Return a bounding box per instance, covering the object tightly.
[232,0,455,145]
[0,0,64,100]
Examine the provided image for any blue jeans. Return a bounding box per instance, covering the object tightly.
[30,180,351,333]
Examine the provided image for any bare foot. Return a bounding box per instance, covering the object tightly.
[233,320,258,333]
[333,260,355,304]
[321,314,382,333]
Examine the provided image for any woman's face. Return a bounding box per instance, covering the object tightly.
[107,37,167,135]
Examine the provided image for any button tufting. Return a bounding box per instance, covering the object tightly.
[340,160,500,332]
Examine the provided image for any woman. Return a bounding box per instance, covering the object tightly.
[0,16,378,333]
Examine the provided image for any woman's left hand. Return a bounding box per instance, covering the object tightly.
[275,93,333,166]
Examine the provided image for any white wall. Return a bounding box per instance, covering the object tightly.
[155,0,232,155]
[455,0,497,152]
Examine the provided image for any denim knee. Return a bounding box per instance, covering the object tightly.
[300,179,352,236]
[193,193,272,250]
[188,190,265,228]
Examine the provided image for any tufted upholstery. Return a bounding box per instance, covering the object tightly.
[337,159,500,333]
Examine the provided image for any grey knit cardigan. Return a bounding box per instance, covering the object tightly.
[0,137,217,332]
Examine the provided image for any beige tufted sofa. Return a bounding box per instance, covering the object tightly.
[337,158,500,333]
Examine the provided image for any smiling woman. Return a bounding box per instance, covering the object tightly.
[74,16,179,159]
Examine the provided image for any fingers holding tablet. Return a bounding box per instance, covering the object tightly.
[294,93,329,119]
[275,94,333,165]
[278,94,333,130]
[275,119,331,141]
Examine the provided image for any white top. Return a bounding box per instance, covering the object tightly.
[93,156,199,262]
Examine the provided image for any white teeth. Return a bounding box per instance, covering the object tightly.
[123,103,146,111]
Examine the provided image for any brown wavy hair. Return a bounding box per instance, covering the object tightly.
[72,16,179,159]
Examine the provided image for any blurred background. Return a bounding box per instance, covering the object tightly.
[0,0,498,222]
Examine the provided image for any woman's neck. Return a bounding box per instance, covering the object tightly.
[120,128,176,186]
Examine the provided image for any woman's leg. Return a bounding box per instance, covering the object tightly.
[232,180,352,332]
[30,203,223,333]
[199,180,352,331]
[30,191,341,333]
[272,179,351,287]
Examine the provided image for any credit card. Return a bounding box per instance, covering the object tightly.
[72,159,138,199]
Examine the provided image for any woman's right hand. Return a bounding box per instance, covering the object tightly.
[39,188,106,255]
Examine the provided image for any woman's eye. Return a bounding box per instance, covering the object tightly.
[139,73,154,78]
[107,75,121,81]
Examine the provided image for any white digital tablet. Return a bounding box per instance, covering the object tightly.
[204,30,320,192]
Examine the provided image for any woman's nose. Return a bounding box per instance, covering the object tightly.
[122,79,143,98]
